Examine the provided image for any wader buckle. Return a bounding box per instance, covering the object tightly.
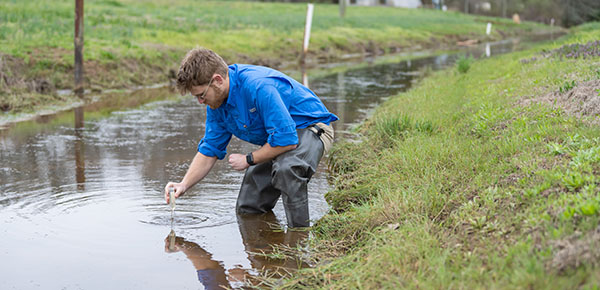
[308,124,325,137]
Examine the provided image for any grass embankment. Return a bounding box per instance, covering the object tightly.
[281,23,600,288]
[0,0,555,115]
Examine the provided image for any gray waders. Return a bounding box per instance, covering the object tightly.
[236,127,324,227]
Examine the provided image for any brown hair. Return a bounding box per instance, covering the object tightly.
[176,48,228,95]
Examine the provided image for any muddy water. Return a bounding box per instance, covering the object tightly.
[0,36,553,289]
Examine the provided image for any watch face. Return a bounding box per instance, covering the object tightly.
[246,153,255,165]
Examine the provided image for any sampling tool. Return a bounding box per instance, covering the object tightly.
[169,187,176,214]
[168,188,177,251]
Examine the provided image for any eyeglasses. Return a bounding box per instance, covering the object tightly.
[196,77,214,102]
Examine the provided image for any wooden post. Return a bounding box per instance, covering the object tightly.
[339,0,346,18]
[74,0,84,97]
[74,0,85,129]
[301,4,314,65]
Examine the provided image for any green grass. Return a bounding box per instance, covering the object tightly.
[0,0,548,61]
[0,0,556,115]
[279,22,600,289]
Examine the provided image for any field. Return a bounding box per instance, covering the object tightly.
[0,0,554,114]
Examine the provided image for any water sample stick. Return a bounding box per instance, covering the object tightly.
[169,187,176,218]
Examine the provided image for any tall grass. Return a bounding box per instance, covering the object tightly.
[281,24,600,289]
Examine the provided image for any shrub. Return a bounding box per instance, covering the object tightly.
[456,54,474,74]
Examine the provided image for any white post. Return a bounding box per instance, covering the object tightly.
[486,22,492,36]
[485,43,491,57]
[550,18,555,40]
[301,4,314,64]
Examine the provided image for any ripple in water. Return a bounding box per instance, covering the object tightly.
[143,212,210,228]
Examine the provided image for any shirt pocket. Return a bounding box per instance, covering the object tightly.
[223,113,242,135]
[247,111,268,144]
[247,110,262,130]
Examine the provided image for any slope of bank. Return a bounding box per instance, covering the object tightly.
[281,22,600,288]
[0,0,557,116]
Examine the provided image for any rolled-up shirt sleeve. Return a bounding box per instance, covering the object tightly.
[256,85,298,147]
[197,108,232,160]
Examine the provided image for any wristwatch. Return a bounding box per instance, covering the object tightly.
[246,152,256,166]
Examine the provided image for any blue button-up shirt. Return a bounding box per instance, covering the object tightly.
[197,64,338,159]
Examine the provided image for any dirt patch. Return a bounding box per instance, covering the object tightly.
[0,54,29,90]
[234,54,283,69]
[548,80,600,119]
[547,225,600,273]
[521,40,600,64]
[0,50,65,94]
[520,79,600,123]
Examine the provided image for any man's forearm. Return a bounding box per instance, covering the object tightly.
[251,143,297,164]
[181,152,218,189]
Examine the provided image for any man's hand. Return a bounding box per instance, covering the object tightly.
[164,182,187,204]
[228,153,250,171]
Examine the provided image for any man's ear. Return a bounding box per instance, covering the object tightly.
[213,74,224,85]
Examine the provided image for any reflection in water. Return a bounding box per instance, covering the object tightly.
[74,106,85,190]
[165,231,231,289]
[302,65,309,88]
[74,128,85,190]
[74,106,84,129]
[165,212,307,289]
[237,211,308,272]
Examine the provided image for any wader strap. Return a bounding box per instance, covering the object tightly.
[308,124,325,137]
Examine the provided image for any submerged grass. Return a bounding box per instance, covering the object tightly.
[0,0,555,115]
[280,22,600,289]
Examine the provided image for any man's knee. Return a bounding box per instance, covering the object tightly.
[271,161,311,186]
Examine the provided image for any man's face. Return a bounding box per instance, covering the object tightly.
[190,76,226,109]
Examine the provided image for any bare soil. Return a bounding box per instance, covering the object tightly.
[548,225,600,273]
[520,79,600,123]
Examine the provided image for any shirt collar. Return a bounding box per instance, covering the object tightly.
[225,65,238,109]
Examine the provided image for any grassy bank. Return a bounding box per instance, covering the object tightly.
[0,0,556,115]
[280,23,600,288]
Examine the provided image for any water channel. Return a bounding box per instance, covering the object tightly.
[0,35,556,289]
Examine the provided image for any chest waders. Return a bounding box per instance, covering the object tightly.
[235,126,326,227]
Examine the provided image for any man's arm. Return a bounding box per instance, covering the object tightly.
[228,142,296,171]
[164,152,218,203]
[227,82,299,171]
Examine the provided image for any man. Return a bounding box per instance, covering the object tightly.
[164,48,337,227]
